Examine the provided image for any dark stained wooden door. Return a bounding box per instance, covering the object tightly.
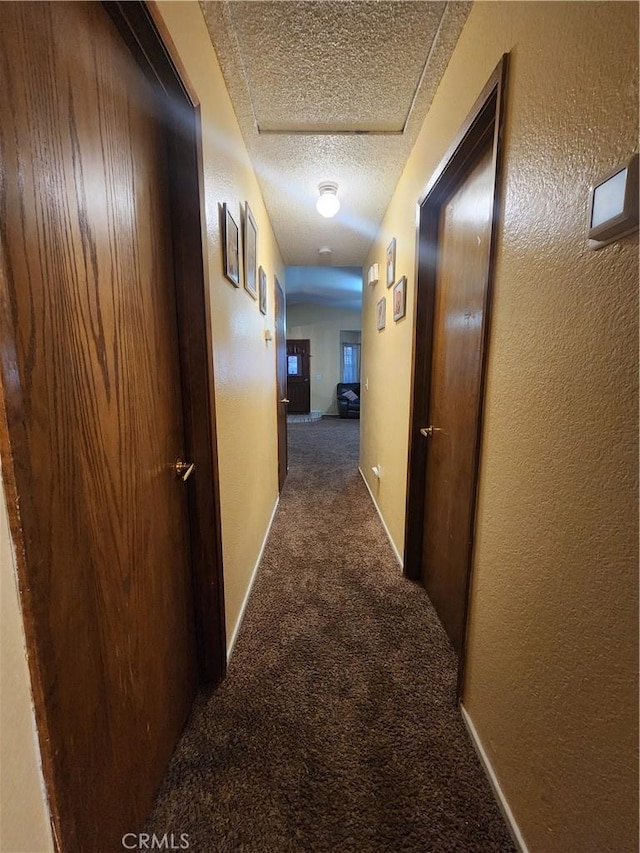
[0,3,197,849]
[287,339,311,414]
[275,278,288,490]
[421,141,494,654]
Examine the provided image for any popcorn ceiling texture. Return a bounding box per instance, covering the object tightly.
[200,1,472,265]
[225,2,446,133]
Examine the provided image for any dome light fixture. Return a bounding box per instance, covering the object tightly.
[316,182,340,218]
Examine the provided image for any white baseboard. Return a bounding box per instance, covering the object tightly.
[460,703,529,853]
[226,495,280,662]
[358,466,403,569]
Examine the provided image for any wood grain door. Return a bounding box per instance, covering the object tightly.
[420,142,494,654]
[287,339,311,414]
[0,3,197,849]
[275,278,288,490]
[405,59,507,688]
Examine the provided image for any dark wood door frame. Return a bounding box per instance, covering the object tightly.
[0,2,226,847]
[403,55,509,696]
[102,0,226,684]
[275,277,288,491]
[286,338,312,414]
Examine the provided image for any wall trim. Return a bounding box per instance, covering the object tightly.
[226,496,280,661]
[358,467,403,569]
[1,473,54,851]
[460,703,529,853]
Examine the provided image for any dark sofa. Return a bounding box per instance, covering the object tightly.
[337,382,360,419]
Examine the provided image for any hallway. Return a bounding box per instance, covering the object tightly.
[145,419,514,852]
[1,3,637,851]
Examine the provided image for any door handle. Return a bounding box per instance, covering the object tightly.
[174,458,195,481]
[420,426,443,438]
[280,398,290,404]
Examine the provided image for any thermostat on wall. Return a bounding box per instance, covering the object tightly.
[588,153,638,247]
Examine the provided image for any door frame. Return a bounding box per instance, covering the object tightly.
[275,277,288,491]
[104,0,226,685]
[0,2,226,846]
[286,338,312,414]
[403,55,508,695]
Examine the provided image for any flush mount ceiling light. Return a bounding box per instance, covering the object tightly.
[316,182,340,218]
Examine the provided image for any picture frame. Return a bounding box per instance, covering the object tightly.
[393,276,407,322]
[243,201,258,299]
[258,266,267,315]
[386,237,396,287]
[221,203,240,287]
[376,296,386,331]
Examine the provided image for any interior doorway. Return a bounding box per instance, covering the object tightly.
[404,56,508,692]
[286,339,312,414]
[275,277,289,490]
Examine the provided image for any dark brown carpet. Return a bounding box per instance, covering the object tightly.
[145,418,515,852]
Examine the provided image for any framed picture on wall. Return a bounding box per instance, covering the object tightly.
[258,266,267,315]
[386,237,396,287]
[243,201,258,299]
[376,296,386,330]
[393,276,407,321]
[221,203,240,287]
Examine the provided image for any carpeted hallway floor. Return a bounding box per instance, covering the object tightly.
[145,418,515,852]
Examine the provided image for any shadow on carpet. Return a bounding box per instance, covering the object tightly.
[145,419,515,853]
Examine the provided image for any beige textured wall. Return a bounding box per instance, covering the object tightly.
[361,246,415,555]
[361,2,638,850]
[287,304,362,415]
[1,478,54,853]
[155,2,285,644]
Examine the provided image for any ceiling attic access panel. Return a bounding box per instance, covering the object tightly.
[213,1,449,134]
[200,1,472,267]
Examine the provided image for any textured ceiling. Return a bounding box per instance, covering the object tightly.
[201,1,471,267]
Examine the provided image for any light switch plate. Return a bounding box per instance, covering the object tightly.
[588,153,638,247]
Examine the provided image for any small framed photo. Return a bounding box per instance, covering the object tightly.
[221,203,240,287]
[386,237,396,287]
[258,266,267,315]
[393,276,407,321]
[376,296,386,330]
[243,201,258,299]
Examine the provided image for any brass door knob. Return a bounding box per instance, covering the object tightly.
[174,458,195,481]
[420,426,443,438]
